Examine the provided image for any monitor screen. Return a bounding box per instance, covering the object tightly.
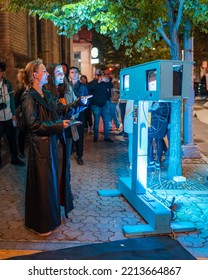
[173,66,182,96]
[146,69,157,91]
[123,74,130,91]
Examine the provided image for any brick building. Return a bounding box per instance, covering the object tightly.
[0,8,94,91]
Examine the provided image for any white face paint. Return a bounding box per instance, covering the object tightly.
[34,64,49,86]
[69,68,79,83]
[54,66,65,86]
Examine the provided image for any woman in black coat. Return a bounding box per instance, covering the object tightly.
[46,63,79,218]
[20,60,87,236]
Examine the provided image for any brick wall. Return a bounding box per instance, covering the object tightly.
[0,10,72,90]
[9,12,28,56]
[0,8,92,90]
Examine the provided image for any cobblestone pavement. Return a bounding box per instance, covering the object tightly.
[0,116,208,260]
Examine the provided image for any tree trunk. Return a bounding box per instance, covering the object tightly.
[168,31,182,179]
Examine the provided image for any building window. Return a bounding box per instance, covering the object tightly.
[73,52,81,69]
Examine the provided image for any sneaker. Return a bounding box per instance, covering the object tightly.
[77,157,84,165]
[11,157,25,166]
[104,138,114,143]
[93,137,98,143]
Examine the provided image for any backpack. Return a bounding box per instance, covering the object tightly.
[15,89,28,131]
[15,104,25,131]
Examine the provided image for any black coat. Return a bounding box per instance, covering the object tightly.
[22,87,85,233]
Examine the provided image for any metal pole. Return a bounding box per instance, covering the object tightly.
[182,23,200,158]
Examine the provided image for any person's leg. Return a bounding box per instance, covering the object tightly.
[111,102,120,128]
[155,138,163,166]
[0,122,3,167]
[88,108,93,128]
[75,112,85,164]
[5,120,18,159]
[5,119,25,166]
[76,122,85,164]
[91,105,101,141]
[101,104,111,140]
[106,100,112,130]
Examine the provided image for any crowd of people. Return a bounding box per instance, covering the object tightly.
[0,60,170,236]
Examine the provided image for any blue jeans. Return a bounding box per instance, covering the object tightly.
[106,100,111,129]
[148,137,164,164]
[91,104,110,139]
[110,102,120,128]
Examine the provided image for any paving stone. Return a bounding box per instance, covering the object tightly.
[0,130,208,259]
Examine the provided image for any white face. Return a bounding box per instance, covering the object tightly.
[69,68,79,82]
[34,64,49,86]
[54,66,65,86]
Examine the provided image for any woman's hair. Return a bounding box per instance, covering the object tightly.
[80,75,88,84]
[46,63,68,98]
[61,62,69,78]
[19,59,42,88]
[17,68,26,87]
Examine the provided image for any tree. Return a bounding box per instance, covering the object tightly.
[2,0,208,178]
[2,1,208,58]
[91,29,170,72]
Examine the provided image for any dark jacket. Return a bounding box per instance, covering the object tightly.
[15,86,26,109]
[0,78,15,116]
[88,80,109,107]
[22,87,85,233]
[70,80,88,123]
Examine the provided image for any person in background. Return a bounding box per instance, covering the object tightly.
[110,80,121,131]
[80,74,93,133]
[148,102,170,170]
[14,69,27,158]
[80,75,88,84]
[88,69,113,143]
[46,63,79,217]
[19,59,88,236]
[0,61,25,168]
[61,62,70,83]
[103,69,113,131]
[69,66,89,165]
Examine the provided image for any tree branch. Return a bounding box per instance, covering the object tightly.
[155,19,172,48]
[174,0,185,31]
